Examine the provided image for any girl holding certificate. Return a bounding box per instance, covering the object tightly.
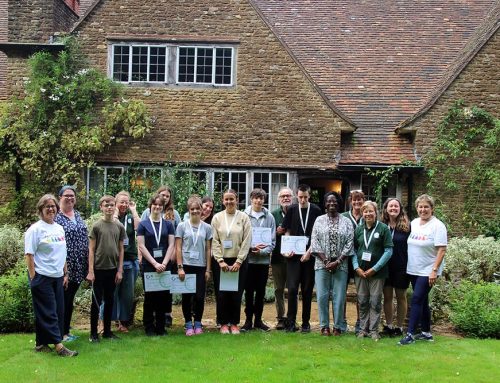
[175,196,213,336]
[137,194,175,336]
[352,201,393,341]
[211,189,252,334]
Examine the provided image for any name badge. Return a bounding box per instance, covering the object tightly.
[223,240,233,249]
[153,247,163,258]
[362,251,372,262]
[123,238,129,246]
[188,250,201,259]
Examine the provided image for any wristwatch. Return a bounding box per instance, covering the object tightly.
[177,264,184,270]
[432,267,438,272]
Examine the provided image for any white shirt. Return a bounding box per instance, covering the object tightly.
[25,220,67,278]
[407,217,447,276]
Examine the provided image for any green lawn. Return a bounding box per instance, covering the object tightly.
[0,329,498,383]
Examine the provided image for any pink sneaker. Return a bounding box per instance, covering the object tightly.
[185,328,195,336]
[230,325,240,335]
[194,327,203,335]
[220,325,230,334]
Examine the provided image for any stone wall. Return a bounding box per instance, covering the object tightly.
[75,0,352,169]
[411,31,499,235]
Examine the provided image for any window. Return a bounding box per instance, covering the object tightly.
[361,174,397,205]
[112,44,167,83]
[178,46,233,86]
[110,43,235,86]
[253,172,289,211]
[213,171,247,210]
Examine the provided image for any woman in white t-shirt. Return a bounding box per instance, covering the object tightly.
[25,194,78,356]
[398,194,447,345]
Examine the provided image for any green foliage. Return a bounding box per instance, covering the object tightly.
[0,36,152,219]
[430,236,500,321]
[88,163,208,217]
[0,260,34,333]
[424,101,500,237]
[449,281,500,338]
[0,224,24,276]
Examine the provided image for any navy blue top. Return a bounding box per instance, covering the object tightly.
[137,218,174,272]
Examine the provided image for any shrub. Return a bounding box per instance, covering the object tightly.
[430,236,500,321]
[0,260,34,333]
[0,224,24,276]
[444,236,500,283]
[449,281,500,338]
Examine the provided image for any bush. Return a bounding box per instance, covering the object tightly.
[449,281,500,338]
[0,260,34,333]
[0,224,24,276]
[444,236,500,283]
[430,236,500,321]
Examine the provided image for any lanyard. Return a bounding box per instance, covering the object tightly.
[298,203,310,235]
[349,211,360,228]
[224,211,238,237]
[390,227,395,239]
[364,221,379,250]
[187,220,201,248]
[149,217,163,248]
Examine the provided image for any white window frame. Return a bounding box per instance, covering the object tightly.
[176,46,234,86]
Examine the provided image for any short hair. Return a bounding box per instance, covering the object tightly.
[36,194,59,218]
[278,187,294,198]
[415,194,435,210]
[297,184,311,194]
[361,200,378,215]
[58,185,76,197]
[222,188,238,200]
[382,197,410,232]
[323,191,343,210]
[187,195,203,209]
[348,189,365,202]
[250,188,267,200]
[115,190,130,201]
[148,194,165,210]
[99,195,115,206]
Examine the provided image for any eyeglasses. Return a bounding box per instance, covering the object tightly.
[279,194,292,198]
[44,205,57,210]
[62,194,75,199]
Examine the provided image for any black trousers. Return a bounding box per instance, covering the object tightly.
[165,260,173,316]
[244,263,269,322]
[143,290,169,335]
[211,257,221,324]
[214,258,248,325]
[286,256,315,324]
[90,269,116,336]
[63,280,80,335]
[181,265,207,323]
[30,273,64,346]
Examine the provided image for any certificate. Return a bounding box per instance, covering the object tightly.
[281,236,308,255]
[251,227,272,247]
[143,271,171,292]
[219,270,239,291]
[170,274,196,294]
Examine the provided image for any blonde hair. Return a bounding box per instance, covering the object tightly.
[361,200,378,214]
[36,194,59,218]
[415,194,435,210]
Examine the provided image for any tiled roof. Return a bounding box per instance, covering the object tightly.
[251,0,499,165]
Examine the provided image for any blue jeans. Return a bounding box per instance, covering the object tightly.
[112,260,139,322]
[408,275,432,334]
[315,268,348,331]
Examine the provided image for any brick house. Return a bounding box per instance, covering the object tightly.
[1,1,498,228]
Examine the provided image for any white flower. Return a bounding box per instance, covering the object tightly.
[40,88,46,93]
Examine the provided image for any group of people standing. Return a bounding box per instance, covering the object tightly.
[25,182,447,356]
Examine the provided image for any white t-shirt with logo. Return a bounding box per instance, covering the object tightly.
[25,220,67,278]
[407,217,447,277]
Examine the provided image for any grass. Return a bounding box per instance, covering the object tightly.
[0,329,498,383]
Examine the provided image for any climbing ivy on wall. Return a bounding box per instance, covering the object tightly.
[423,100,499,237]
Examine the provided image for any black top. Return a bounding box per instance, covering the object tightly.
[282,202,322,246]
[387,228,410,273]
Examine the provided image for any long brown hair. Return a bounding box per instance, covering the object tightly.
[382,198,410,232]
[157,185,175,221]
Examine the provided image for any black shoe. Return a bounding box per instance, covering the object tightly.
[382,325,394,336]
[392,327,403,337]
[276,318,286,331]
[102,332,120,340]
[89,333,100,343]
[254,321,270,332]
[285,321,299,333]
[145,330,156,337]
[301,323,311,333]
[165,315,173,328]
[241,320,253,332]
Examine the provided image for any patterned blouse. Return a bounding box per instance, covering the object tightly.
[55,210,89,283]
[311,214,354,272]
